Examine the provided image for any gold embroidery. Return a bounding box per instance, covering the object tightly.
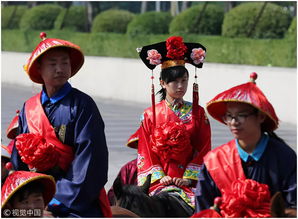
[58,124,66,143]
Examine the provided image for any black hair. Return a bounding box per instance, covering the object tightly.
[266,131,287,144]
[10,181,44,203]
[157,66,189,101]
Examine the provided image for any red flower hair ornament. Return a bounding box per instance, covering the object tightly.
[146,49,162,65]
[150,121,192,162]
[190,48,206,65]
[15,133,60,172]
[166,36,188,60]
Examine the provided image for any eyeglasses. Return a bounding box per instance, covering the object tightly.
[223,111,257,123]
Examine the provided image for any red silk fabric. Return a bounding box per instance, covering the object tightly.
[204,140,271,217]
[191,209,222,218]
[15,92,74,172]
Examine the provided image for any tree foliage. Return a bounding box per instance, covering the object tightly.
[169,4,224,35]
[127,11,172,37]
[19,4,63,30]
[222,2,292,39]
[2,5,27,29]
[54,6,88,32]
[92,9,135,33]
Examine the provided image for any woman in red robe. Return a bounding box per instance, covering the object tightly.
[135,36,211,215]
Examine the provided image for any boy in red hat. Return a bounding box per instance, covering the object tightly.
[194,73,296,217]
[11,33,111,217]
[2,171,56,217]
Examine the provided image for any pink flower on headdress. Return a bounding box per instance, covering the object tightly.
[190,48,206,64]
[166,36,187,60]
[146,49,162,65]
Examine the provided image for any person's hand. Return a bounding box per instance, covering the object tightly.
[160,176,173,185]
[43,210,54,218]
[285,208,297,217]
[173,177,191,187]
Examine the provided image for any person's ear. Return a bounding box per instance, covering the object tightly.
[258,111,267,124]
[160,80,166,89]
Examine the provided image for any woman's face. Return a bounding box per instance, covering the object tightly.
[161,72,188,100]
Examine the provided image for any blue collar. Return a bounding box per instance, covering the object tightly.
[236,134,269,162]
[41,82,72,105]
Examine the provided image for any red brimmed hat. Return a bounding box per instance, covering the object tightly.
[1,171,56,208]
[24,32,84,84]
[206,72,279,132]
[6,110,19,140]
[126,127,140,149]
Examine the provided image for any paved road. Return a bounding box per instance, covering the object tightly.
[1,83,296,190]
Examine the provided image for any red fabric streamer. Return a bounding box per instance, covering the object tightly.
[220,179,271,218]
[15,133,60,172]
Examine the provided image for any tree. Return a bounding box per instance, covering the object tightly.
[170,1,179,16]
[155,1,161,12]
[181,1,190,12]
[141,1,147,13]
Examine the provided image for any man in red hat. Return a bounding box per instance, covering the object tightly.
[194,73,296,217]
[11,33,111,217]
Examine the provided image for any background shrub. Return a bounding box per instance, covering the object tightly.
[286,17,297,40]
[222,2,292,39]
[92,9,135,33]
[127,11,172,37]
[19,4,62,30]
[54,6,88,32]
[1,5,27,29]
[169,4,224,35]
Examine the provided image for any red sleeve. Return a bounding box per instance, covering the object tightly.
[183,107,211,180]
[137,111,165,186]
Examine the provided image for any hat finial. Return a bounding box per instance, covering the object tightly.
[39,32,47,40]
[250,72,258,84]
[5,162,13,172]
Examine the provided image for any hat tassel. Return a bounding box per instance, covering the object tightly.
[151,71,156,127]
[193,68,199,113]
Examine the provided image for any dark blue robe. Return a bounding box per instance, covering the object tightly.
[195,137,297,212]
[11,83,109,217]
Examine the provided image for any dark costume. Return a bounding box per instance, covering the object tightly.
[195,137,297,216]
[11,33,111,217]
[194,73,297,217]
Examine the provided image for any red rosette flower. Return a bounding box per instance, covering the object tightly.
[150,121,192,162]
[166,36,188,60]
[220,179,271,218]
[15,133,60,172]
